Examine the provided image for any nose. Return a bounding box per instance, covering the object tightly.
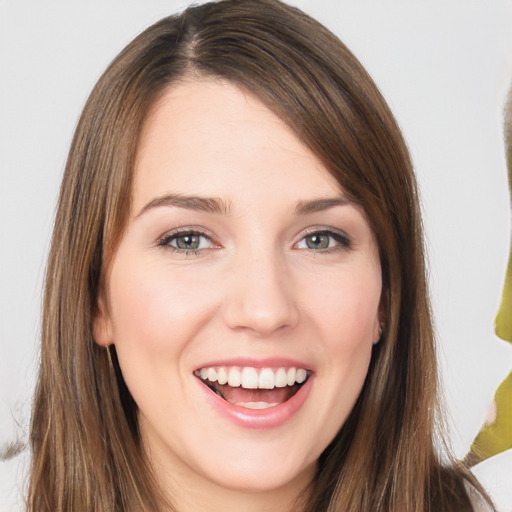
[222,247,300,337]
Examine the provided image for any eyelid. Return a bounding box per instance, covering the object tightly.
[155,225,352,255]
[156,226,220,251]
[294,226,353,250]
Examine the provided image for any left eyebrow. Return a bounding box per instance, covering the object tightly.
[294,197,351,215]
[136,193,231,218]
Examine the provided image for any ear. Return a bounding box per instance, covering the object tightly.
[93,290,114,347]
[373,290,388,343]
[372,315,382,344]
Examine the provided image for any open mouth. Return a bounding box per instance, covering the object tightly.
[194,366,311,410]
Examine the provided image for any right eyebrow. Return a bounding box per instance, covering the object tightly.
[294,196,351,215]
[136,193,231,218]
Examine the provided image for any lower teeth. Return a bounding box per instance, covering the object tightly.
[204,380,303,409]
[212,387,281,409]
[227,400,280,410]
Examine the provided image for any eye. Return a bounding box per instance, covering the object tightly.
[296,229,351,252]
[158,230,214,254]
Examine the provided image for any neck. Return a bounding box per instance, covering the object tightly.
[165,473,312,512]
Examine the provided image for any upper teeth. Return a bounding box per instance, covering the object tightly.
[195,366,308,390]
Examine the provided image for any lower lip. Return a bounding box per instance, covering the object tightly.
[197,376,313,430]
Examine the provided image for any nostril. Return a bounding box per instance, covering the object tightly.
[221,254,300,335]
[223,291,299,336]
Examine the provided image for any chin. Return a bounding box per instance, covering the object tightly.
[197,456,317,495]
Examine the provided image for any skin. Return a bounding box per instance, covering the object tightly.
[94,79,382,512]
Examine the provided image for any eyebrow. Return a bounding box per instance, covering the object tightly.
[294,196,350,215]
[136,193,350,218]
[136,194,231,217]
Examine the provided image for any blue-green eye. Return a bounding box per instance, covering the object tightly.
[296,230,350,251]
[158,231,213,253]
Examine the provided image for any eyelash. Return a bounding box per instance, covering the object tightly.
[156,227,352,256]
[298,228,352,253]
[157,229,214,256]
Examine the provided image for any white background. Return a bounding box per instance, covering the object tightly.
[1,1,511,510]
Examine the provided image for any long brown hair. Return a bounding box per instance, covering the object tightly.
[28,1,487,510]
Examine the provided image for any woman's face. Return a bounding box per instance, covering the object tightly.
[94,79,382,497]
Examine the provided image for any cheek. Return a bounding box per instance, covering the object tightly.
[105,254,221,416]
[291,265,380,462]
[303,262,381,345]
[107,256,216,353]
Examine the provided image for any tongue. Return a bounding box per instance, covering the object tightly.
[217,384,293,405]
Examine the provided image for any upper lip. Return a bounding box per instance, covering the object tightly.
[193,357,313,372]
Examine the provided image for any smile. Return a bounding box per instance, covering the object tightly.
[194,366,310,410]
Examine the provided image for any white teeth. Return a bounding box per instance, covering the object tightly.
[287,367,296,386]
[228,367,242,387]
[275,368,288,388]
[217,367,228,385]
[241,367,258,389]
[258,368,275,389]
[227,401,280,409]
[196,366,309,389]
[207,367,217,382]
[296,368,307,384]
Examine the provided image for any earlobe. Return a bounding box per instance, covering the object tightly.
[93,292,114,347]
[373,316,383,345]
[373,326,383,345]
[374,295,387,344]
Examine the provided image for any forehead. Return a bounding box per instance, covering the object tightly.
[133,78,342,212]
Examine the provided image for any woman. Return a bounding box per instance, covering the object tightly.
[27,0,492,510]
